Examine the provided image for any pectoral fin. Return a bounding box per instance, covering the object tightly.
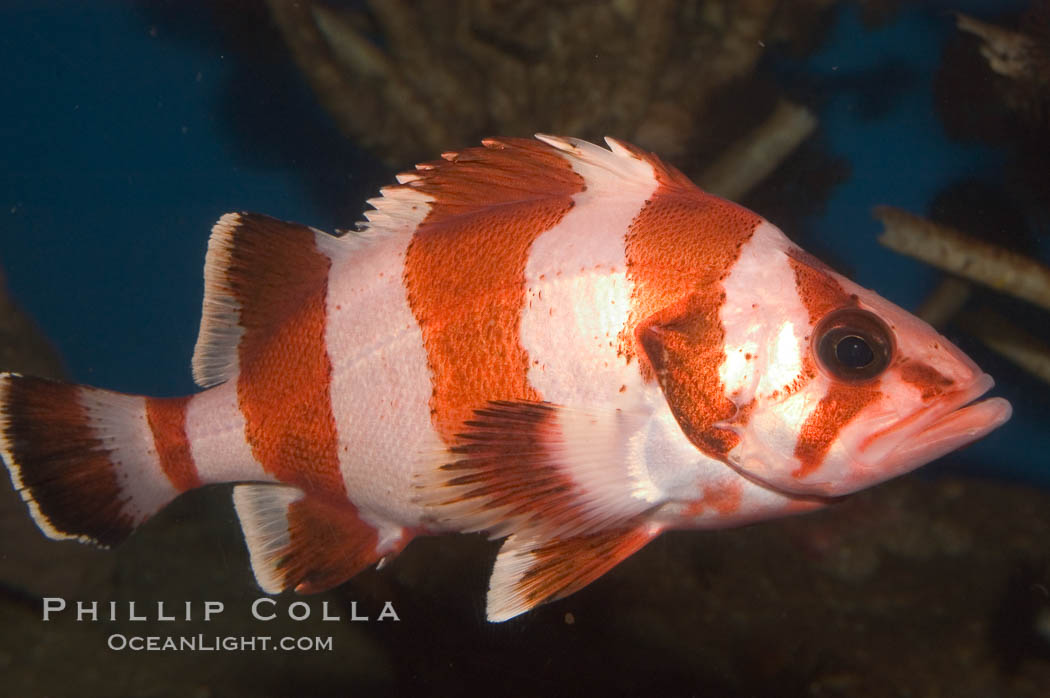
[417,399,662,541]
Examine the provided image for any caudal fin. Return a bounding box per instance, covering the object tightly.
[0,373,195,547]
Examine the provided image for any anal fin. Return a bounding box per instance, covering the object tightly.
[232,485,410,594]
[486,519,660,622]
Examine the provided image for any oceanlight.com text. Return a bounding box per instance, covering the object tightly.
[107,633,334,652]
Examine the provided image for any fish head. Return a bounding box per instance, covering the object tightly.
[719,247,1012,498]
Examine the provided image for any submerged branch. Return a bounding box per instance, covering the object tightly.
[699,100,818,200]
[959,308,1050,386]
[916,277,972,329]
[873,206,1050,312]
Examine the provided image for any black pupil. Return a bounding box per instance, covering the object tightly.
[835,335,874,368]
[813,308,894,381]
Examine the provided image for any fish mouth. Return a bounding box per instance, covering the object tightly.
[721,373,1012,503]
[861,373,1012,473]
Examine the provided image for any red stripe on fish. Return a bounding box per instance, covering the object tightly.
[899,360,955,400]
[683,480,744,517]
[145,396,200,492]
[788,247,885,478]
[403,138,585,442]
[787,248,856,321]
[227,215,345,499]
[638,294,742,455]
[624,162,761,458]
[793,383,881,479]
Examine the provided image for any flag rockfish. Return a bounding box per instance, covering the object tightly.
[0,136,1012,621]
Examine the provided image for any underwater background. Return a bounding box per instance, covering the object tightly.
[1,1,1048,696]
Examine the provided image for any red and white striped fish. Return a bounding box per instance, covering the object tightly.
[0,136,1011,621]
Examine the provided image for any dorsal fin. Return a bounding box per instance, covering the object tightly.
[534,134,679,191]
[394,137,585,221]
[192,212,347,388]
[359,135,675,238]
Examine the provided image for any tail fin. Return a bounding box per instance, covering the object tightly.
[0,373,193,547]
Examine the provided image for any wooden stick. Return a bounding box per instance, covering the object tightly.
[874,206,1050,312]
[959,308,1050,386]
[955,13,1034,81]
[916,277,972,328]
[699,100,817,201]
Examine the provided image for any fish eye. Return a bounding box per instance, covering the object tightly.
[813,308,895,382]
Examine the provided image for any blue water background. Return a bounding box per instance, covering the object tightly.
[0,2,1045,482]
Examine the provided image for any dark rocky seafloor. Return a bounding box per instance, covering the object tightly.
[1,274,1049,697]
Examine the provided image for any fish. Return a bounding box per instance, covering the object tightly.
[0,136,1012,622]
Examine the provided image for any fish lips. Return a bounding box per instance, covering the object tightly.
[858,374,1012,478]
[728,373,1012,500]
